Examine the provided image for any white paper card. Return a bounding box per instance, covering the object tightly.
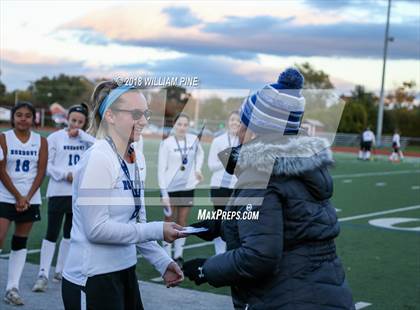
[182,226,209,234]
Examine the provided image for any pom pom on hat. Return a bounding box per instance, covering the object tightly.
[277,68,304,89]
[271,68,304,97]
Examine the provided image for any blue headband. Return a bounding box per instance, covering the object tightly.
[98,85,136,118]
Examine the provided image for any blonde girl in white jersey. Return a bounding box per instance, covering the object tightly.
[61,81,185,310]
[32,103,96,293]
[0,101,48,306]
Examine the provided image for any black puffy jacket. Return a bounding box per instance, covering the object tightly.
[202,135,355,310]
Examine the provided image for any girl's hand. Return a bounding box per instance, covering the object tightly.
[68,128,79,138]
[163,262,184,288]
[163,222,187,243]
[16,195,29,212]
[66,172,73,183]
[162,197,172,217]
[195,171,204,183]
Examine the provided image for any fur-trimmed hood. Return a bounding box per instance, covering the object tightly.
[220,135,333,177]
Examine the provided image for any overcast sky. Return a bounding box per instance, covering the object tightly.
[1,0,419,94]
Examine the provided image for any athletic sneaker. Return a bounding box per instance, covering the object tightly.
[4,288,24,305]
[32,275,48,292]
[52,272,62,282]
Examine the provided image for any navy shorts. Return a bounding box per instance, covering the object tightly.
[62,265,143,310]
[168,190,195,207]
[0,202,41,222]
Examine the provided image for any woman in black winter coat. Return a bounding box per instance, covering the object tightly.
[183,68,355,310]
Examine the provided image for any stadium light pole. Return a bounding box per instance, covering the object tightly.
[376,0,392,147]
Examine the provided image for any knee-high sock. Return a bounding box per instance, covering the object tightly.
[38,239,56,278]
[6,249,27,290]
[162,241,172,258]
[358,150,363,159]
[55,238,70,274]
[214,237,226,255]
[365,151,371,160]
[173,238,186,259]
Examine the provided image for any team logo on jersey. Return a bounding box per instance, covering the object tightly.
[10,149,38,156]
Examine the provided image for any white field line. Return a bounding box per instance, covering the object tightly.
[0,248,40,258]
[0,242,213,259]
[332,169,420,179]
[339,205,420,222]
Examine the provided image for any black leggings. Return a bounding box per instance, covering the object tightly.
[62,265,143,310]
[46,196,73,242]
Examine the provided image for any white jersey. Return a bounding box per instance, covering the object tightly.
[63,139,171,286]
[46,129,96,197]
[158,133,204,197]
[362,130,375,143]
[0,130,42,204]
[208,132,239,188]
[392,133,401,147]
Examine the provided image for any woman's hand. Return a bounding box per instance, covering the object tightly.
[190,220,221,241]
[163,222,186,243]
[183,258,208,285]
[163,262,184,288]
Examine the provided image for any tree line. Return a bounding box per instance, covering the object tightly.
[0,64,418,137]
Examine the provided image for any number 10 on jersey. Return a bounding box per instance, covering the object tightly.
[68,154,80,166]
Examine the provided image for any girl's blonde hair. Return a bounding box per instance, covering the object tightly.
[87,81,118,138]
[87,81,148,138]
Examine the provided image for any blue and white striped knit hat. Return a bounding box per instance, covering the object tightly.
[240,68,305,135]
